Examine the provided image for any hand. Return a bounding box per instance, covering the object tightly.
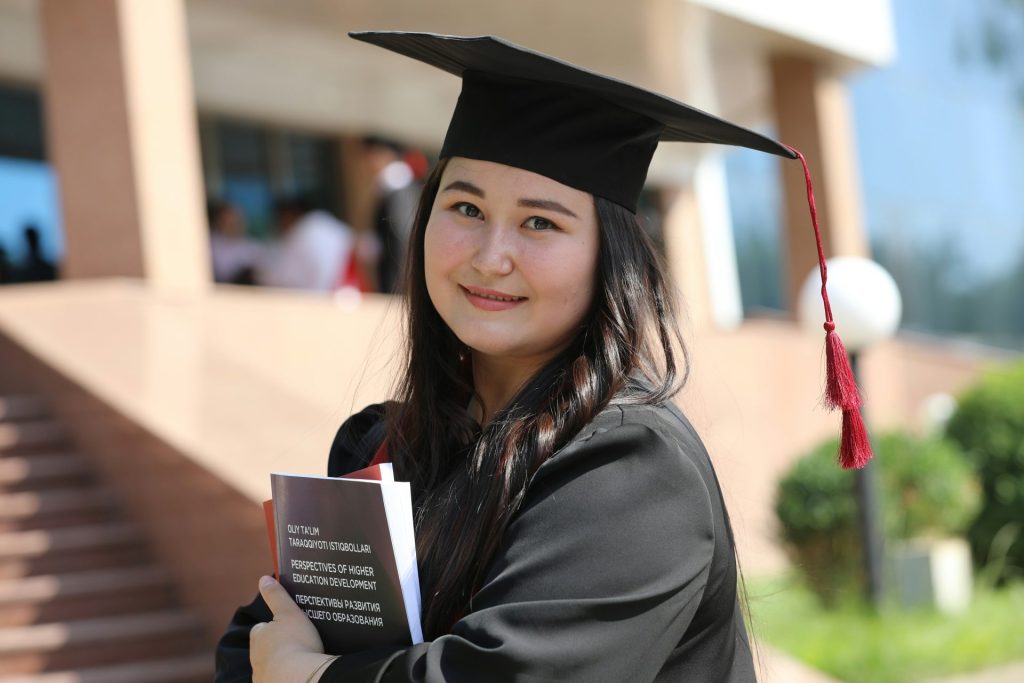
[250,575,336,682]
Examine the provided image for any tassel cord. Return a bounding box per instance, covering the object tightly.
[784,145,836,327]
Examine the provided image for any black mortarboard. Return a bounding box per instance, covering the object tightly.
[350,30,873,469]
[349,31,796,213]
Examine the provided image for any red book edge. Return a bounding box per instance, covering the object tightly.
[262,499,279,581]
[263,440,390,582]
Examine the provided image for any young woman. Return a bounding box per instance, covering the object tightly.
[216,30,867,683]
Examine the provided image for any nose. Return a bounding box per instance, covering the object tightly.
[470,222,514,277]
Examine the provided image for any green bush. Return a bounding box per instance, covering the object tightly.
[945,361,1024,582]
[775,431,980,605]
[881,432,982,540]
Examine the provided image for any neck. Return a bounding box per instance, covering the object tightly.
[470,351,546,427]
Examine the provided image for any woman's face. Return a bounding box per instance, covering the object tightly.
[424,157,600,367]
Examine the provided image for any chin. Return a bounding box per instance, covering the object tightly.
[456,332,524,358]
[459,329,577,366]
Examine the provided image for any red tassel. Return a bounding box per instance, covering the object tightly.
[824,323,861,411]
[840,409,873,469]
[784,144,874,468]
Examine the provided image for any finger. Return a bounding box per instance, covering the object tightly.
[258,575,298,620]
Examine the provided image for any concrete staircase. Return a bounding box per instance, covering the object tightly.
[0,396,212,682]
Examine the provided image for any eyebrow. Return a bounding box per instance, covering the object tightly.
[517,198,578,219]
[441,179,580,219]
[441,180,485,197]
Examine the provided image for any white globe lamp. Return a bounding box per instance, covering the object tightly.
[797,257,902,352]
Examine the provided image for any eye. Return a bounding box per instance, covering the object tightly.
[453,202,483,219]
[524,216,559,232]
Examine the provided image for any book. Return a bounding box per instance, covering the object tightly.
[263,463,423,654]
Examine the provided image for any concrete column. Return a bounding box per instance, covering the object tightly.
[644,0,744,330]
[770,55,870,313]
[40,0,209,293]
[661,183,712,330]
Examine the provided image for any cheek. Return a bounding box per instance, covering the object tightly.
[424,218,458,278]
[423,216,474,301]
[561,268,596,319]
[533,241,598,317]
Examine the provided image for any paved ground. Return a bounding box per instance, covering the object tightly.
[759,647,841,683]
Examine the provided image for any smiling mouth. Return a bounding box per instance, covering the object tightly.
[460,285,527,302]
[472,292,525,302]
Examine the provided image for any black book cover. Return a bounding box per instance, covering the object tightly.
[269,468,422,654]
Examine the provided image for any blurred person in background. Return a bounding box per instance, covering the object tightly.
[0,244,11,284]
[16,224,57,282]
[257,196,355,293]
[207,199,265,285]
[362,135,425,293]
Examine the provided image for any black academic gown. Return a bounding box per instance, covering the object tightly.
[214,396,756,682]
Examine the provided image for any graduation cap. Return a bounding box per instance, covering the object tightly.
[350,30,871,469]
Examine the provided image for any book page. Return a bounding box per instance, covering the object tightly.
[381,480,423,644]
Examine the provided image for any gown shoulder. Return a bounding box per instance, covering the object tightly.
[326,402,391,477]
[320,398,753,682]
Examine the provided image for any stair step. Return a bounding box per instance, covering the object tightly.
[0,610,205,674]
[0,566,176,626]
[0,524,148,580]
[0,653,212,683]
[0,457,92,492]
[0,489,117,519]
[0,489,120,532]
[0,398,49,424]
[0,422,69,456]
[0,609,200,652]
[0,566,171,605]
[0,523,141,560]
[0,397,211,679]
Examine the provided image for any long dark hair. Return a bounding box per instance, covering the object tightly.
[386,158,690,638]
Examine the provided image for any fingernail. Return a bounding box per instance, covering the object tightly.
[259,575,274,588]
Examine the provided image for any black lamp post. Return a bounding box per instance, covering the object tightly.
[798,257,902,609]
[849,351,885,608]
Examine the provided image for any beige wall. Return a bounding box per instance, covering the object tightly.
[39,0,210,293]
[40,0,145,280]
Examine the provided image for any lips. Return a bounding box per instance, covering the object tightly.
[460,284,526,311]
